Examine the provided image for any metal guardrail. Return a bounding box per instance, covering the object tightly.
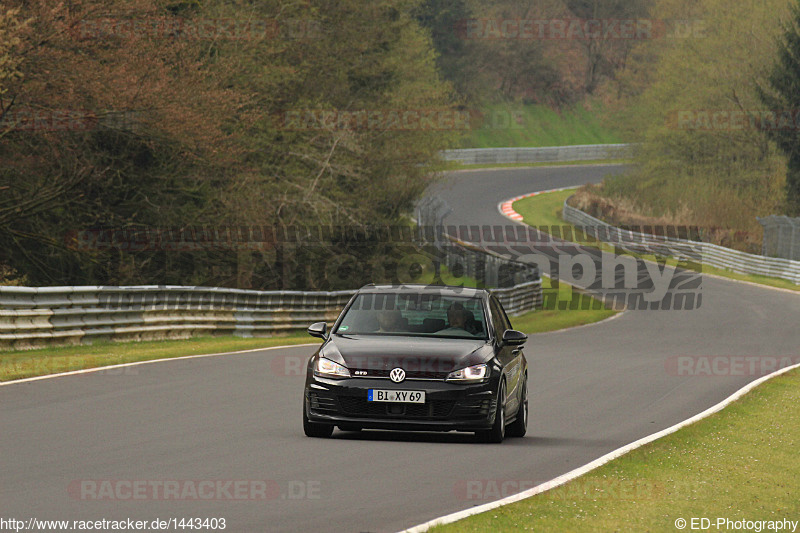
[441,144,632,165]
[0,286,356,350]
[562,200,800,285]
[493,281,542,316]
[0,280,542,350]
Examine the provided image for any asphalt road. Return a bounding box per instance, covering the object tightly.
[2,164,798,532]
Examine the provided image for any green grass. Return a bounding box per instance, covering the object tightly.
[513,188,578,231]
[461,102,621,149]
[511,276,616,334]
[512,187,626,258]
[695,264,800,292]
[0,335,312,382]
[432,367,800,532]
[512,189,800,292]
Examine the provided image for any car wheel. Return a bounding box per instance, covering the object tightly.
[506,375,527,438]
[476,380,505,443]
[303,403,333,438]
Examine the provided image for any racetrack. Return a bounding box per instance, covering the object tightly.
[2,164,798,532]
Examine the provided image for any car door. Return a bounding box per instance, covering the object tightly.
[489,296,522,415]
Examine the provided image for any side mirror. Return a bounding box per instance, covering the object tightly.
[502,329,527,346]
[307,322,327,339]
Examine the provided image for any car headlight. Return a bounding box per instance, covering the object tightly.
[447,363,488,382]
[314,357,351,379]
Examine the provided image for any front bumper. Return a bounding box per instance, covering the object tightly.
[304,375,500,432]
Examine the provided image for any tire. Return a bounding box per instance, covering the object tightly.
[506,375,527,438]
[476,380,505,444]
[303,404,333,438]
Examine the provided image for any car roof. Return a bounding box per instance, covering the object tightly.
[356,284,490,299]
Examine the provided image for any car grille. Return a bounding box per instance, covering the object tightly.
[337,396,455,418]
[310,392,492,421]
[354,369,450,380]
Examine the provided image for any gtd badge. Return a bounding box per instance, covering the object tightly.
[389,368,406,383]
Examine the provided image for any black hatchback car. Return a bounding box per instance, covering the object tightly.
[302,284,528,443]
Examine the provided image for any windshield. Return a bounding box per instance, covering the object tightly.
[334,293,488,340]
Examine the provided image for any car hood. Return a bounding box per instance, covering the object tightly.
[321,334,490,373]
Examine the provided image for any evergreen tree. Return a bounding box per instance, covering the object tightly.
[759,1,800,215]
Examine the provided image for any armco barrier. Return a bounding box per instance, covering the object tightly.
[441,144,632,165]
[0,282,541,350]
[562,200,800,285]
[0,286,354,350]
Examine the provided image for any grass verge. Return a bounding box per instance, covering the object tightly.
[431,366,800,532]
[512,189,800,292]
[461,102,621,148]
[511,276,616,334]
[0,335,311,382]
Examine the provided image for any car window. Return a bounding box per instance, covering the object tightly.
[489,296,511,338]
[334,293,488,339]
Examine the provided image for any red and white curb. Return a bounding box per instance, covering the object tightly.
[497,186,576,223]
[401,361,800,532]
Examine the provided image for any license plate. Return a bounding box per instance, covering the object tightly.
[368,389,426,403]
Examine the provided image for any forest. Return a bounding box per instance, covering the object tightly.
[1,0,796,286]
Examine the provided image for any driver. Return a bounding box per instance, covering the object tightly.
[434,303,475,335]
[376,309,403,332]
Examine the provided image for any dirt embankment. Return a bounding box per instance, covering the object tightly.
[567,185,763,254]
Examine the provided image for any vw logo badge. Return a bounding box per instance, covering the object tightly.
[389,368,406,383]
